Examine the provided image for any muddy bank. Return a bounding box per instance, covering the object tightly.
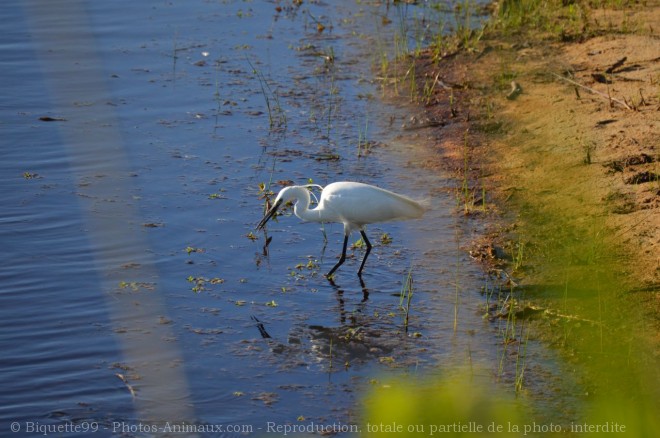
[389,0,659,428]
[410,0,659,333]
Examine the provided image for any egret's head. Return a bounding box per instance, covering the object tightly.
[256,186,297,230]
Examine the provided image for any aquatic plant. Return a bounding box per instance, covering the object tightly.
[246,58,287,129]
[399,264,414,331]
[357,114,369,158]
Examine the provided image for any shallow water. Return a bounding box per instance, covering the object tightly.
[1,1,581,436]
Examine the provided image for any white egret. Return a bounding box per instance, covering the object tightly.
[257,181,425,277]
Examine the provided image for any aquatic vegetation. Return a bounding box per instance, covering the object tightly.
[452,0,485,51]
[380,232,392,245]
[306,10,327,34]
[398,265,414,331]
[246,58,287,129]
[187,276,224,293]
[22,171,40,179]
[356,114,369,158]
[185,246,204,255]
[118,281,156,292]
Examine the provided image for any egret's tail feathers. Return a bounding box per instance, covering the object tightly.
[408,199,426,219]
[416,197,433,213]
[389,193,426,220]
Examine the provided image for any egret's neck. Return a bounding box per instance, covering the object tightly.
[292,188,322,223]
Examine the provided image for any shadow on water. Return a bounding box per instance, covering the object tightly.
[0,0,600,435]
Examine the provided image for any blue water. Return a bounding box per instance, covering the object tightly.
[1,1,581,436]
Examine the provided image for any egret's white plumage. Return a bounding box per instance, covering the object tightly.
[257,181,425,277]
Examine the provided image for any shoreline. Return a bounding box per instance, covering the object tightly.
[407,0,658,339]
[383,0,658,425]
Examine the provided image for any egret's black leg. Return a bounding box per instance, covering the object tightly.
[326,234,349,278]
[357,230,372,276]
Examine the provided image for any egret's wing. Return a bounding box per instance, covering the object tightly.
[320,182,424,228]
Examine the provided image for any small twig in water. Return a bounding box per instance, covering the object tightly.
[116,373,137,398]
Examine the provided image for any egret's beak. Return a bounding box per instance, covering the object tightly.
[256,199,282,230]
